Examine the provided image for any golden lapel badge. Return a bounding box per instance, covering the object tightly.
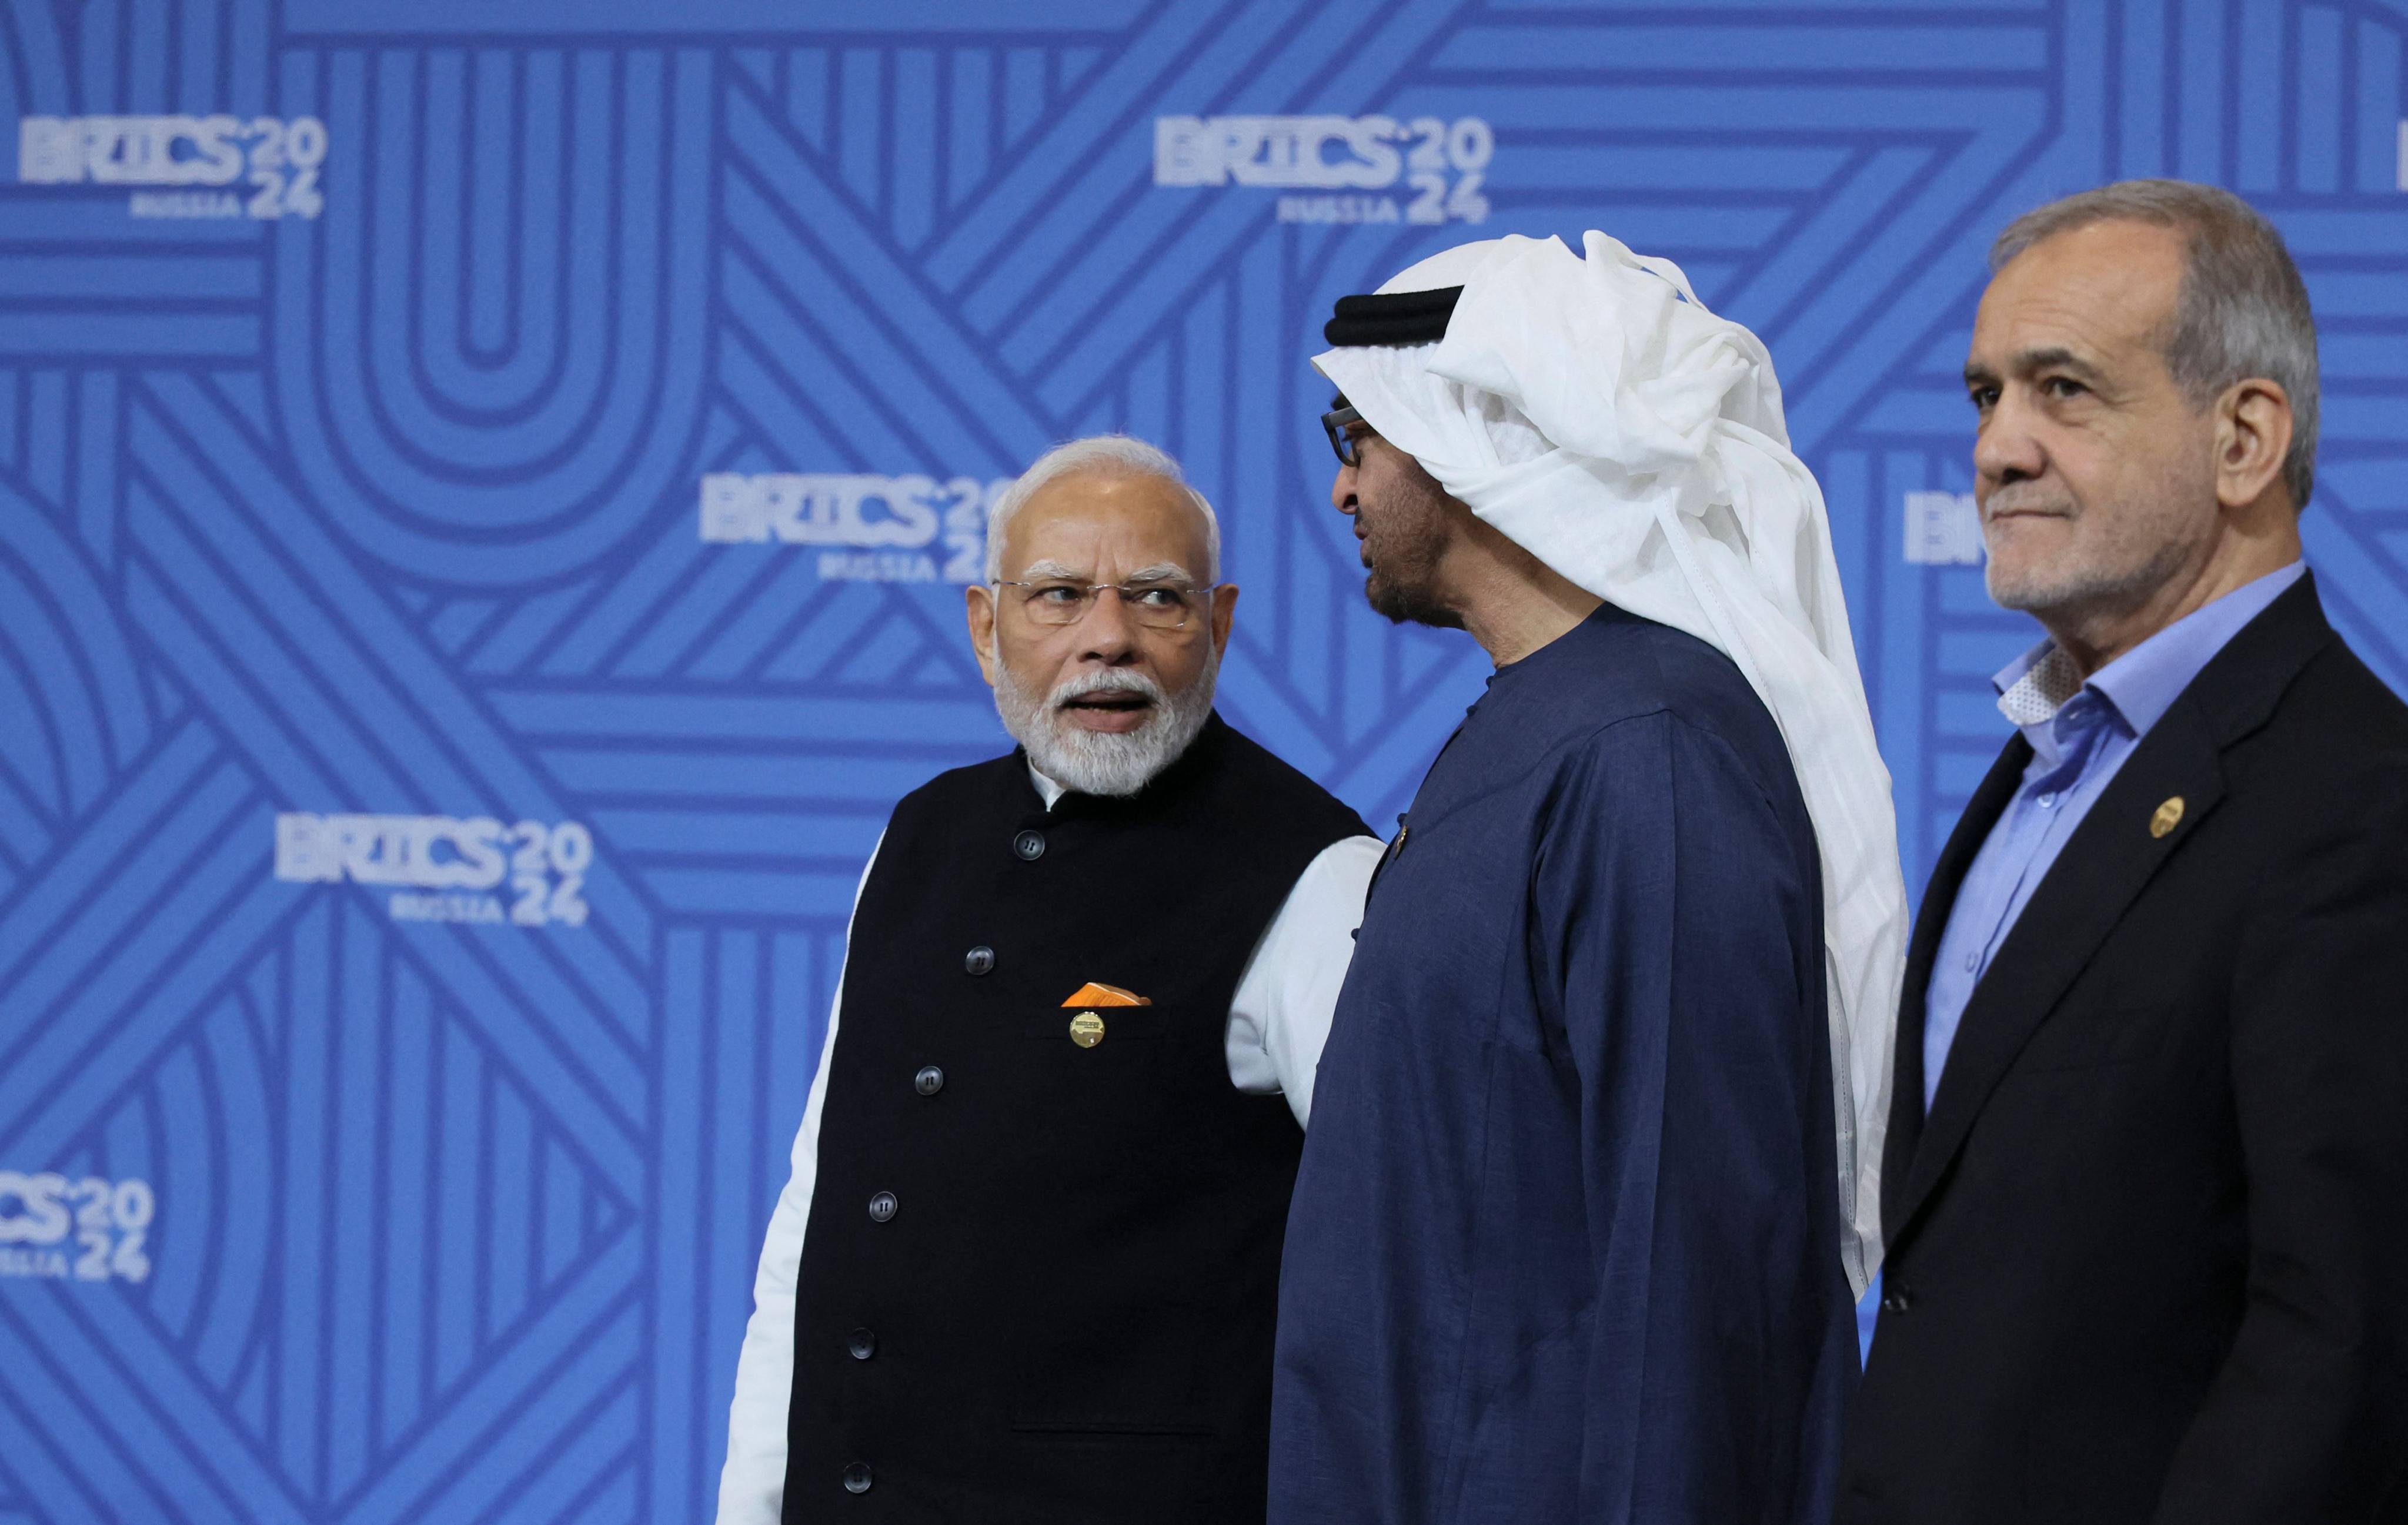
[2150,796,2185,839]
[1061,982,1148,1048]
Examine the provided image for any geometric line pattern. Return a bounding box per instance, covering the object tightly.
[2,2,2402,1520]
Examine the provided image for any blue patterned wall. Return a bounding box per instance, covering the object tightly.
[1,2,2403,1520]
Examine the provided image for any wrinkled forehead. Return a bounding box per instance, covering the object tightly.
[1001,469,1207,578]
[1975,219,2186,359]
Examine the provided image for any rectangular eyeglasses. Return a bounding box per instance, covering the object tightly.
[991,579,1214,630]
[1322,403,1365,467]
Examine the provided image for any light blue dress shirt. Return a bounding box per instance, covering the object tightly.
[1921,561,2306,1109]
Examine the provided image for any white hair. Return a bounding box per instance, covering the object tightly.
[984,434,1223,583]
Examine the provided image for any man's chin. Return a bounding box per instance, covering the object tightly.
[1026,708,1192,798]
[1983,568,2060,614]
[1365,572,1462,630]
[1983,544,2095,615]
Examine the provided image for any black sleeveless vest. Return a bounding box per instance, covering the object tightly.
[784,715,1366,1524]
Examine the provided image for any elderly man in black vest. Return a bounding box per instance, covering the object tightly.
[717,435,1380,1524]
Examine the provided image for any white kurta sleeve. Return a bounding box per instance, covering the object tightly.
[1224,834,1385,1128]
[716,839,880,1525]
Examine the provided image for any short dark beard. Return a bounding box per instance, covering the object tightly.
[1360,457,1464,629]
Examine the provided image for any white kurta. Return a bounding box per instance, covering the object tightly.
[716,764,1382,1525]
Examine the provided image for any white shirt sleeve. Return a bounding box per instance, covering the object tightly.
[1224,834,1386,1128]
[716,838,880,1525]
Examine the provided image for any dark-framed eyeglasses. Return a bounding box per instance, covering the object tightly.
[990,578,1215,630]
[1322,403,1367,467]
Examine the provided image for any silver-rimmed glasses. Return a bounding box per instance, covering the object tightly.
[991,579,1215,630]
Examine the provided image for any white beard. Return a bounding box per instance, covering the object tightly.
[991,645,1220,798]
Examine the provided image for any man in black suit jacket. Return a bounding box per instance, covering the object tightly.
[1838,181,2408,1521]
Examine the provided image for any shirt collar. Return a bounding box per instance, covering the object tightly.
[1028,761,1067,810]
[1990,560,2306,740]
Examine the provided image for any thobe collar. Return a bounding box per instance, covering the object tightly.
[1488,604,1638,684]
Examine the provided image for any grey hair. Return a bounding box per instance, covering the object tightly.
[1990,179,2320,510]
[984,434,1223,583]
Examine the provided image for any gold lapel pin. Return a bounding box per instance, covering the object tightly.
[1061,983,1143,1048]
[2150,796,2185,838]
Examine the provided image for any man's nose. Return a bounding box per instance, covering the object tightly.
[1076,588,1141,663]
[1974,390,2046,488]
[1331,463,1358,513]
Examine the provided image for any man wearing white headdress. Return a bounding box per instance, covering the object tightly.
[1268,233,1908,1523]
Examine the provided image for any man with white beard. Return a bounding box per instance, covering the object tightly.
[718,436,1382,1525]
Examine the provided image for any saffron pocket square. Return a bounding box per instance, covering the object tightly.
[1060,982,1151,1008]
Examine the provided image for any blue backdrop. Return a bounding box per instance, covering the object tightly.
[1,2,2403,1521]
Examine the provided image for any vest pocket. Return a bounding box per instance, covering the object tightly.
[1008,1417,1218,1438]
[996,1419,1236,1523]
[1004,1295,1214,1442]
[1017,1003,1190,1042]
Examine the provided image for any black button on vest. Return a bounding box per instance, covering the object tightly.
[963,945,994,975]
[785,717,1367,1525]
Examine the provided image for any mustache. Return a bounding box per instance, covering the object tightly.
[1048,669,1164,708]
[1983,482,2075,520]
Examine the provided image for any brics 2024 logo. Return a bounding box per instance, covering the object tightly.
[16,114,327,220]
[1153,114,1493,226]
[274,814,595,929]
[0,1172,155,1285]
[1903,491,1985,567]
[699,472,1003,585]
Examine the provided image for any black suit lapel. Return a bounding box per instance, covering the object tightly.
[1883,736,2029,1233]
[1892,701,2228,1239]
[1886,574,2339,1249]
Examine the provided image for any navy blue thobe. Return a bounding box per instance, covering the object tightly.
[1270,603,1855,1524]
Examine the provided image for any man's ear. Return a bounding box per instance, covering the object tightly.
[966,584,1000,688]
[1208,581,1240,657]
[2215,377,2296,513]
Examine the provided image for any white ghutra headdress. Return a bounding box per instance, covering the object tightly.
[1318,231,1909,1296]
